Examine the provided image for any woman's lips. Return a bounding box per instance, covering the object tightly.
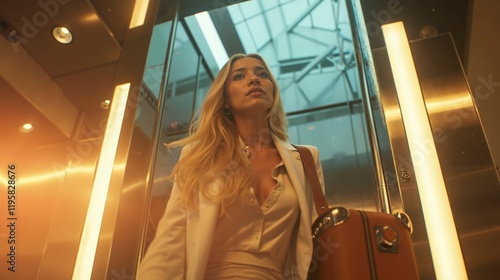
[247,87,264,95]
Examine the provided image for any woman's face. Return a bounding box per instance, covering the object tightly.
[224,57,274,117]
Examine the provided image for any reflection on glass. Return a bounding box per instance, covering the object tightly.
[143,21,173,99]
[288,103,375,209]
[162,24,199,132]
[194,11,228,69]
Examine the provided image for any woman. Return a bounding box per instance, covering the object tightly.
[137,53,325,279]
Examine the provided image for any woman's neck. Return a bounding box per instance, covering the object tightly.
[235,119,273,149]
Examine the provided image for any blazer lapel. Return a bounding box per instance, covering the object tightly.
[273,135,311,227]
[273,135,316,278]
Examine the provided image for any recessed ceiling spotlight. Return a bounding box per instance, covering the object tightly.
[52,26,73,44]
[19,123,34,133]
[100,99,111,109]
[418,25,438,39]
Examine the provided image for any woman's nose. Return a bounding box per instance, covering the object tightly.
[248,74,260,85]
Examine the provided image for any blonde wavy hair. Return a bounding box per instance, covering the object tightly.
[167,53,288,213]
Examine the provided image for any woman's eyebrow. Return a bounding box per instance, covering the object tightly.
[231,66,266,75]
[230,67,247,75]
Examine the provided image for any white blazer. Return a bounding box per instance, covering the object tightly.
[137,135,325,280]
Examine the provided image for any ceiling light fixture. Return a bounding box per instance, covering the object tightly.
[19,123,34,133]
[52,26,73,44]
[99,99,111,109]
[129,0,150,29]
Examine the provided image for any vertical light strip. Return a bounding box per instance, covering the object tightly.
[72,83,131,280]
[382,21,468,280]
[129,0,150,29]
[194,11,229,69]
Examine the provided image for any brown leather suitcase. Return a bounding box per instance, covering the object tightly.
[295,146,420,280]
[309,207,419,280]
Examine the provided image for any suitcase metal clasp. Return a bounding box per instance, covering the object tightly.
[375,225,400,253]
[395,212,413,234]
[311,207,349,239]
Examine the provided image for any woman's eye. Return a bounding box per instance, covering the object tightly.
[258,72,269,78]
[233,74,244,80]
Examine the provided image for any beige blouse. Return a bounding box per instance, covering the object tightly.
[204,161,300,279]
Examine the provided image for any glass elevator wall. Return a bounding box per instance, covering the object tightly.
[137,0,382,260]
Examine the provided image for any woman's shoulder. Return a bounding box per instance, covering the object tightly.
[296,144,318,151]
[167,143,197,161]
[287,142,320,160]
[178,142,200,153]
[291,143,319,152]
